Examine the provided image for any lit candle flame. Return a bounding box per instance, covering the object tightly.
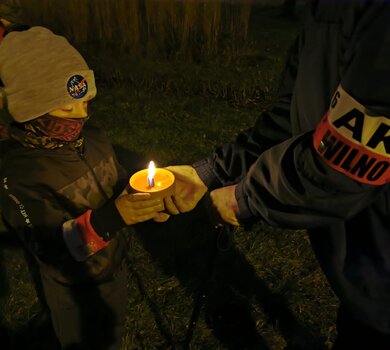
[148,161,156,187]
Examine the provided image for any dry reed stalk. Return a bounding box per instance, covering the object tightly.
[89,0,114,45]
[144,0,155,55]
[154,1,168,52]
[41,0,54,25]
[91,0,106,42]
[221,0,251,51]
[145,0,170,57]
[16,0,251,62]
[160,0,180,52]
[114,0,141,52]
[202,1,221,56]
[22,0,67,34]
[237,0,251,42]
[181,0,200,58]
[165,0,181,33]
[18,0,42,26]
[66,0,89,44]
[102,0,113,42]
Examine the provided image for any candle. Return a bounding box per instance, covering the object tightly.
[129,161,175,199]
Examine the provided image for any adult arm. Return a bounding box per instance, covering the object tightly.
[232,6,390,228]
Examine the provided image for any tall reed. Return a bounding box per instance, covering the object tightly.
[66,0,89,45]
[115,0,141,53]
[16,0,251,61]
[181,0,200,59]
[203,1,222,56]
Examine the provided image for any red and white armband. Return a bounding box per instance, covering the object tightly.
[313,85,390,185]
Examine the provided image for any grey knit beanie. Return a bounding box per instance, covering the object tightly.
[0,26,96,122]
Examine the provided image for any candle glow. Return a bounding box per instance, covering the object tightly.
[148,161,156,187]
[129,161,175,199]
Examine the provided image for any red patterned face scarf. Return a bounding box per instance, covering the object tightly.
[32,114,87,141]
[9,114,87,149]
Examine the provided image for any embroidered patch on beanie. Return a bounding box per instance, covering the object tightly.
[67,75,88,99]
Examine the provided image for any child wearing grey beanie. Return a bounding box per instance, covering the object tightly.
[0,26,168,349]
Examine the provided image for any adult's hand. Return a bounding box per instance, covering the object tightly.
[163,165,208,214]
[210,185,240,226]
[115,193,169,225]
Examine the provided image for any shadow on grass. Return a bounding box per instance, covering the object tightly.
[114,144,327,349]
[134,203,327,350]
[0,230,60,350]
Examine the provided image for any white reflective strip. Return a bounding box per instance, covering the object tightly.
[62,219,89,262]
[328,86,390,156]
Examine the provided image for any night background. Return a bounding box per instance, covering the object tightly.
[0,1,337,349]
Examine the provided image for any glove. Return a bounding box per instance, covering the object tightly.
[115,192,169,225]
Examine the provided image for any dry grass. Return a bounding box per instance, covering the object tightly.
[16,0,251,61]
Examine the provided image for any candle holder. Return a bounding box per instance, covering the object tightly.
[129,167,175,200]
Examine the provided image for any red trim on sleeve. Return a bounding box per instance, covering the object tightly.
[75,209,109,255]
[0,27,5,43]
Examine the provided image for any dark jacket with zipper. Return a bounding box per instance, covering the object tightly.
[0,125,128,284]
[194,1,390,333]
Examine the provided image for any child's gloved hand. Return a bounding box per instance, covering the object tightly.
[115,192,169,225]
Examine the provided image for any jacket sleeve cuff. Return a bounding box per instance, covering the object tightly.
[235,181,254,220]
[193,158,222,191]
[89,200,127,241]
[62,201,127,262]
[62,210,109,262]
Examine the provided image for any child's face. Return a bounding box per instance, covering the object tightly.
[48,100,89,119]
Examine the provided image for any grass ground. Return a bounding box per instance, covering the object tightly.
[0,5,338,349]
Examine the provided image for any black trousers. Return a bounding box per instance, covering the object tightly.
[40,265,128,350]
[333,305,390,350]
